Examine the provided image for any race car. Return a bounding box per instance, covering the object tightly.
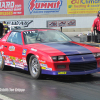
[0,28,100,79]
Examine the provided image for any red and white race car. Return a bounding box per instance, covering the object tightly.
[0,28,100,79]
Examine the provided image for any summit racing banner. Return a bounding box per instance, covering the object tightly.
[0,0,24,16]
[67,0,100,14]
[24,0,67,15]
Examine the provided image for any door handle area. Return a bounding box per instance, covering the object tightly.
[4,46,7,48]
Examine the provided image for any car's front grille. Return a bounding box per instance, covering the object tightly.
[69,62,97,72]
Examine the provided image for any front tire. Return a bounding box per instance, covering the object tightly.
[29,55,41,79]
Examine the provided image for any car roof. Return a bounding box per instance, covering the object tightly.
[11,28,56,32]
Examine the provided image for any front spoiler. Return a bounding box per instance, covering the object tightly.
[41,68,100,75]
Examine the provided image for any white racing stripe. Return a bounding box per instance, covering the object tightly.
[0,94,15,100]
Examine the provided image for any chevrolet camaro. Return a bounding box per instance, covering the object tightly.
[0,28,100,79]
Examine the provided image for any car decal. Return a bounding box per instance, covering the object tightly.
[9,46,15,51]
[40,64,48,68]
[0,45,3,49]
[40,63,52,71]
[31,48,37,52]
[58,71,67,75]
[2,55,28,70]
[39,60,46,64]
[22,49,27,55]
[1,51,4,55]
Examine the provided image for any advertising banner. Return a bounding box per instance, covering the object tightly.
[47,19,76,27]
[0,0,24,16]
[47,21,57,27]
[0,19,34,28]
[67,0,100,14]
[24,0,67,15]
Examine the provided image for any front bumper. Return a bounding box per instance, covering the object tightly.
[41,67,100,75]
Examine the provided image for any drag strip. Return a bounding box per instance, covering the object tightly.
[0,67,100,100]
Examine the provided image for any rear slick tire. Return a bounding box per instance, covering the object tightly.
[29,55,41,79]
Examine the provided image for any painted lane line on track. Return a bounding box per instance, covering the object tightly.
[0,94,15,100]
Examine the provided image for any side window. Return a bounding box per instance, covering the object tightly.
[7,32,22,45]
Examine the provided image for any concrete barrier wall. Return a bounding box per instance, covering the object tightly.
[0,0,99,32]
[0,14,97,32]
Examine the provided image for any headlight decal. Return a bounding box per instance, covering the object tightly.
[52,56,57,61]
[58,56,65,60]
[93,53,100,58]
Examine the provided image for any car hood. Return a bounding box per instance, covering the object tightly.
[41,42,92,55]
[27,42,94,55]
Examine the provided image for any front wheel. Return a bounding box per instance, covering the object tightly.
[29,55,41,79]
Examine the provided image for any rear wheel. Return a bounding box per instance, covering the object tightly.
[29,55,41,79]
[0,55,5,71]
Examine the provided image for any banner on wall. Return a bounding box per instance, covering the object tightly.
[0,0,24,16]
[0,20,33,28]
[67,0,100,14]
[29,0,62,14]
[24,0,67,15]
[47,19,76,27]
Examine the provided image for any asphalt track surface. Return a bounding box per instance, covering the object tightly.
[1,68,100,100]
[1,32,100,100]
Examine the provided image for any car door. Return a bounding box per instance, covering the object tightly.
[3,31,25,69]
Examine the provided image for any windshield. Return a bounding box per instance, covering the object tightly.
[23,30,72,44]
[11,26,25,30]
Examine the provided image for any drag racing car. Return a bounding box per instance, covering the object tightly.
[0,28,100,79]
